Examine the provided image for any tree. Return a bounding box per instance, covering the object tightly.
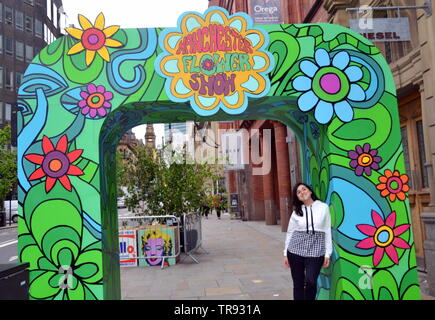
[0,126,17,211]
[121,146,160,214]
[121,145,220,217]
[160,150,217,216]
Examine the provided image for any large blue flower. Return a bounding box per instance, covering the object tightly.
[292,48,366,124]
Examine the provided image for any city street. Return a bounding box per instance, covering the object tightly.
[0,226,18,265]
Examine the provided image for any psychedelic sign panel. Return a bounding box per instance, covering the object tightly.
[156,9,273,116]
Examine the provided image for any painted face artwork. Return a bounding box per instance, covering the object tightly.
[140,229,173,267]
[17,7,419,300]
[143,237,165,266]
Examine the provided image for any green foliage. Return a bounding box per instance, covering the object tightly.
[120,145,221,217]
[0,126,17,210]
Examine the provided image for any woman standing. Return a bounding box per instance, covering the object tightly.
[212,193,223,220]
[283,183,332,300]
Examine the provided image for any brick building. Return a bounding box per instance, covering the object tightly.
[220,120,298,232]
[208,0,328,23]
[117,129,145,162]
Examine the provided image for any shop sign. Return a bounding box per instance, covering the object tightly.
[230,194,240,212]
[250,0,283,24]
[349,17,411,42]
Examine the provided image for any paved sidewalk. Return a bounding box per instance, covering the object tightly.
[121,213,293,300]
[120,212,435,300]
[0,224,18,230]
[419,272,435,300]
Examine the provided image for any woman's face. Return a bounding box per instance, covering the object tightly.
[296,184,312,203]
[143,238,164,266]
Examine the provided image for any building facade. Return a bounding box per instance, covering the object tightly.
[219,120,298,231]
[208,0,328,23]
[164,122,190,148]
[117,129,144,162]
[0,0,64,130]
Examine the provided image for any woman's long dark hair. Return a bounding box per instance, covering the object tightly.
[292,183,319,216]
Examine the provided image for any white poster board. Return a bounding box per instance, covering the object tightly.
[119,230,138,267]
[349,17,411,42]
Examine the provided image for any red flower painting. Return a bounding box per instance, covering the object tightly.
[356,210,411,266]
[24,135,84,192]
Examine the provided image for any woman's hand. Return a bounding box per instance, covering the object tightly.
[284,257,290,268]
[323,257,330,268]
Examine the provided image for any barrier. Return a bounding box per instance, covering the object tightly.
[118,215,180,269]
[182,212,208,263]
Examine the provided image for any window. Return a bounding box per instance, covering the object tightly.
[5,69,13,91]
[0,103,3,124]
[15,10,23,30]
[24,0,35,5]
[5,103,12,122]
[5,6,13,25]
[5,36,13,56]
[44,24,49,43]
[0,4,3,23]
[16,41,24,60]
[59,7,66,32]
[0,67,3,88]
[416,120,429,188]
[26,45,33,62]
[46,0,52,21]
[53,2,58,29]
[25,16,33,33]
[16,72,23,88]
[0,35,3,54]
[35,19,42,38]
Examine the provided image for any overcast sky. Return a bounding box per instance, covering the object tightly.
[61,0,209,145]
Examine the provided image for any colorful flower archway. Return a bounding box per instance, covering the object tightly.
[17,8,420,300]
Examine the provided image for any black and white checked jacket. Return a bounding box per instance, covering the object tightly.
[284,200,332,258]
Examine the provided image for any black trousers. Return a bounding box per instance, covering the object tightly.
[287,251,324,300]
